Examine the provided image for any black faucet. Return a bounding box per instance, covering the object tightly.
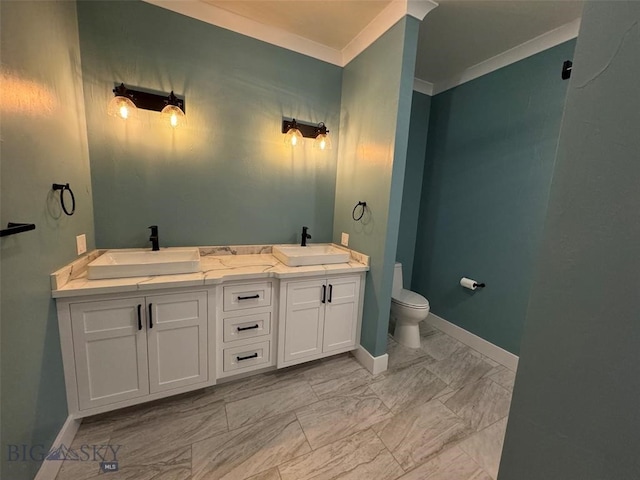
[149,225,159,251]
[301,226,311,247]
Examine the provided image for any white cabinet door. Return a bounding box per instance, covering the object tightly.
[146,291,208,394]
[283,279,326,363]
[71,298,149,410]
[323,275,361,353]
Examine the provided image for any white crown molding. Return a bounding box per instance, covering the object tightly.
[413,78,434,96]
[342,0,439,65]
[143,0,343,65]
[407,0,439,21]
[144,1,440,68]
[428,17,581,95]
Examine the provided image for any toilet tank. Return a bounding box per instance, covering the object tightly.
[392,262,403,297]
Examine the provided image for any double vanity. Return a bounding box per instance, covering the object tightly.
[51,244,369,418]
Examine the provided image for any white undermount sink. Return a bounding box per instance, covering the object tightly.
[87,248,201,280]
[272,244,350,267]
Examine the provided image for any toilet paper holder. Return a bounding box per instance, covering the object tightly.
[460,277,485,290]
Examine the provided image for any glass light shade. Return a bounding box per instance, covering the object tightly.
[313,133,331,150]
[284,127,304,147]
[107,95,137,120]
[161,104,186,128]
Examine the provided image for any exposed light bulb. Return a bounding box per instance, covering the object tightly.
[291,135,298,146]
[107,94,137,121]
[161,104,186,128]
[313,131,331,151]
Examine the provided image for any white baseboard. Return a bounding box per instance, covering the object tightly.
[427,313,519,372]
[34,415,81,480]
[353,345,389,375]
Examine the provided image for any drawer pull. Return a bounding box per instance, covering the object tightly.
[148,303,153,328]
[328,284,333,303]
[238,294,260,301]
[237,353,258,361]
[237,324,260,332]
[137,304,142,330]
[321,285,326,304]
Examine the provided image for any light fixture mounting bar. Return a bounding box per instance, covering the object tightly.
[281,118,326,138]
[114,84,185,113]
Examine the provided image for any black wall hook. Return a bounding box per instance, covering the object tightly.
[562,60,573,80]
[52,183,76,216]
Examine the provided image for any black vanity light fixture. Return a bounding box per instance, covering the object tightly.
[108,83,186,128]
[282,118,332,150]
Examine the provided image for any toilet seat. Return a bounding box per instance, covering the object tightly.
[391,289,429,309]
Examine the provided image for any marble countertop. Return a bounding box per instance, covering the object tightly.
[51,244,369,299]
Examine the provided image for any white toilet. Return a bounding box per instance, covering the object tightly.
[391,262,430,348]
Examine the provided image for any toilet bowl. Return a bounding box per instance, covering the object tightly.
[391,262,430,348]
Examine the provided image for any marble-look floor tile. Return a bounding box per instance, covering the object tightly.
[278,429,403,480]
[419,321,440,337]
[296,386,393,449]
[310,367,373,399]
[487,366,516,392]
[396,446,491,480]
[212,369,313,404]
[427,348,493,390]
[192,413,311,480]
[299,354,369,386]
[458,418,508,479]
[373,399,473,471]
[109,394,228,460]
[248,468,282,480]
[56,418,115,480]
[369,361,447,413]
[444,378,512,431]
[420,333,465,361]
[93,444,192,480]
[386,336,436,372]
[468,349,500,368]
[226,381,318,429]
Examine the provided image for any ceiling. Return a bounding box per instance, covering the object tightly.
[417,0,584,83]
[156,0,583,85]
[203,0,393,51]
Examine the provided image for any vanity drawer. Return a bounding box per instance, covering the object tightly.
[223,340,270,373]
[223,312,271,343]
[223,282,272,312]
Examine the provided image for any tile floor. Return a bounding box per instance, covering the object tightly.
[56,323,515,480]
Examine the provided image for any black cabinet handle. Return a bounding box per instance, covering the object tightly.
[237,353,258,361]
[148,303,153,328]
[237,324,260,332]
[137,304,142,330]
[328,284,333,303]
[238,294,260,301]
[321,284,326,304]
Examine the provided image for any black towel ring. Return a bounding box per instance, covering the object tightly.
[352,201,367,221]
[52,183,76,216]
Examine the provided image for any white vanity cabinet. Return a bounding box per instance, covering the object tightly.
[278,274,363,367]
[216,280,277,378]
[60,290,212,416]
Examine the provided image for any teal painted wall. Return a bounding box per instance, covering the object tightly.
[77,1,342,249]
[333,17,420,357]
[0,2,95,479]
[397,91,431,288]
[411,40,576,354]
[500,2,640,478]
